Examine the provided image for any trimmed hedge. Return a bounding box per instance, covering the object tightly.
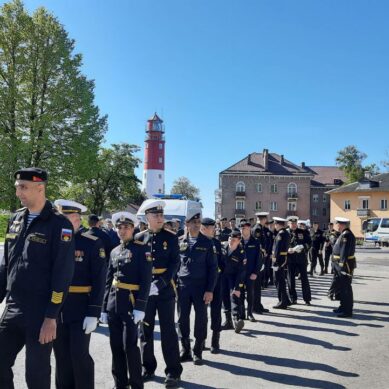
[0,214,10,242]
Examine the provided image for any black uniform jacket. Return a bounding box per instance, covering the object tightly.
[135,228,180,298]
[0,200,75,319]
[221,242,247,289]
[242,236,262,276]
[103,240,152,316]
[212,237,224,276]
[89,226,113,258]
[252,224,272,256]
[311,229,325,251]
[177,232,217,292]
[332,229,356,275]
[272,228,290,268]
[60,231,107,323]
[287,227,311,264]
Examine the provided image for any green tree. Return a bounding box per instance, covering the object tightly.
[336,145,367,183]
[0,0,106,210]
[170,176,200,200]
[60,144,144,215]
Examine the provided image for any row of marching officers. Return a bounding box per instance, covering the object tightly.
[0,168,356,389]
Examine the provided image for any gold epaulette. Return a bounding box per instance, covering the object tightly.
[134,240,146,245]
[81,232,99,241]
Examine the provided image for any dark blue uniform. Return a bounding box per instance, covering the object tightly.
[221,243,247,320]
[210,238,224,334]
[286,228,311,304]
[135,228,182,380]
[241,236,262,317]
[89,226,113,259]
[272,228,290,308]
[106,227,120,248]
[103,240,152,389]
[53,231,107,389]
[309,228,325,275]
[216,227,232,242]
[330,229,356,316]
[177,233,217,359]
[0,201,75,389]
[324,229,339,273]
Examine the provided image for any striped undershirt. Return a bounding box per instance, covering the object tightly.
[27,212,39,228]
[188,236,197,249]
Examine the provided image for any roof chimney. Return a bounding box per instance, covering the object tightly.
[263,149,269,171]
[301,162,305,169]
[280,155,284,165]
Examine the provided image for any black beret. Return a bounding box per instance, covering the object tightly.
[187,213,201,222]
[220,217,227,221]
[240,220,251,227]
[14,167,48,182]
[230,230,242,239]
[201,217,216,226]
[88,214,100,223]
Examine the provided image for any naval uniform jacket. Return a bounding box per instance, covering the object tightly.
[332,229,356,275]
[242,236,262,276]
[103,240,152,316]
[134,228,180,298]
[60,230,107,323]
[0,200,75,319]
[177,232,217,292]
[221,243,247,290]
[310,229,325,251]
[272,228,290,268]
[287,228,311,264]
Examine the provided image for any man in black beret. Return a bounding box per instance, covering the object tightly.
[88,214,113,260]
[0,167,75,389]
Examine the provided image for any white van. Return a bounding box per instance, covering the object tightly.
[136,195,202,228]
[362,217,389,247]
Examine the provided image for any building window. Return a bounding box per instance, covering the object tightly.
[270,201,278,211]
[236,181,245,192]
[159,143,163,150]
[312,208,317,216]
[313,194,319,202]
[158,157,163,163]
[287,202,297,211]
[323,195,327,203]
[158,174,162,179]
[236,200,245,210]
[270,184,278,193]
[344,200,351,210]
[362,199,369,209]
[255,201,262,210]
[322,208,327,216]
[287,183,297,196]
[381,199,388,210]
[256,183,262,192]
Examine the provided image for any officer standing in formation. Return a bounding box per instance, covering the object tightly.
[200,217,223,353]
[135,201,183,388]
[272,217,290,309]
[100,212,152,389]
[53,199,107,389]
[177,211,217,364]
[240,219,262,322]
[324,222,339,274]
[221,230,247,333]
[309,221,325,275]
[286,216,311,305]
[216,217,232,242]
[330,217,356,318]
[0,168,75,389]
[88,214,113,259]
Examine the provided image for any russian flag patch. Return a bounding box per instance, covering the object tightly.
[61,228,73,242]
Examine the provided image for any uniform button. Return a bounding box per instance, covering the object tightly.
[152,250,155,252]
[153,241,156,244]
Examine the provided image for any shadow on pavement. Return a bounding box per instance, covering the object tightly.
[219,349,359,378]
[204,359,347,389]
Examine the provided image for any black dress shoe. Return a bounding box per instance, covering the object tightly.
[333,307,343,313]
[291,300,297,305]
[193,353,203,365]
[273,303,288,309]
[165,376,180,388]
[247,314,257,322]
[337,312,353,318]
[260,308,269,313]
[305,301,311,306]
[142,371,155,381]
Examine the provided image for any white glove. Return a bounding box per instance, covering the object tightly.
[132,309,145,324]
[149,281,159,296]
[288,248,295,254]
[273,266,279,271]
[99,312,108,324]
[294,245,304,253]
[83,316,98,334]
[260,264,265,272]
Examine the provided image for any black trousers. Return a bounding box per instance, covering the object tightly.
[335,271,354,315]
[262,256,273,286]
[108,311,143,389]
[310,248,324,273]
[177,284,207,343]
[210,276,222,332]
[324,248,332,271]
[275,268,289,306]
[141,294,182,378]
[241,278,255,316]
[287,262,311,303]
[0,301,52,389]
[53,320,94,389]
[222,274,242,318]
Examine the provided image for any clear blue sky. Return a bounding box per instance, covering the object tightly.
[11,0,389,216]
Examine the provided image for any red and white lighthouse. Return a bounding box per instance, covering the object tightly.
[141,113,165,197]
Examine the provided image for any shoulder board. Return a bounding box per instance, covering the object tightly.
[342,230,350,235]
[15,207,27,213]
[134,230,148,240]
[163,228,176,235]
[134,239,146,245]
[279,230,284,234]
[81,232,99,241]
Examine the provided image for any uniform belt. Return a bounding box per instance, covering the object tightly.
[112,279,140,291]
[69,285,91,293]
[333,255,355,259]
[280,252,287,256]
[152,267,167,274]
